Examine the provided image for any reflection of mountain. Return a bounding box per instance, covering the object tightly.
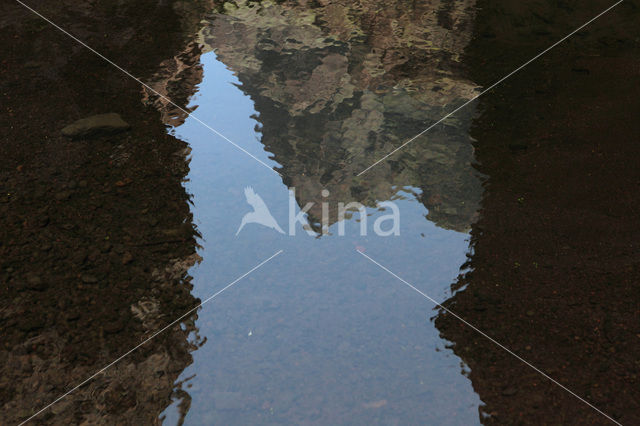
[0,1,207,423]
[143,41,205,127]
[193,0,483,232]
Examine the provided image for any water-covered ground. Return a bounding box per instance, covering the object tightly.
[1,1,638,424]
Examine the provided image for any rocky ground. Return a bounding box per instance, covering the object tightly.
[0,1,209,424]
[435,0,640,424]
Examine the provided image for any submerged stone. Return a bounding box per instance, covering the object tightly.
[61,113,130,138]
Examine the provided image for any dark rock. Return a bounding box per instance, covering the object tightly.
[72,251,88,265]
[122,252,134,265]
[103,318,126,334]
[54,191,72,201]
[508,142,528,152]
[571,67,590,74]
[37,215,50,227]
[23,61,45,69]
[17,316,45,331]
[501,387,518,396]
[66,311,80,321]
[80,274,98,284]
[25,273,47,291]
[532,27,551,36]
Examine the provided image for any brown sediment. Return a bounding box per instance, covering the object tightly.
[435,1,640,424]
[0,1,211,423]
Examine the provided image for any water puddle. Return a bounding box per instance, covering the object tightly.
[4,0,637,424]
[154,2,485,423]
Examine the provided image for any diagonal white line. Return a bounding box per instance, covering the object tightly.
[14,0,281,177]
[357,0,624,176]
[18,250,284,425]
[356,249,622,425]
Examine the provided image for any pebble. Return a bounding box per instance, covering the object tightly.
[501,387,518,396]
[55,191,71,201]
[17,316,45,332]
[25,273,47,291]
[122,252,134,265]
[73,251,88,265]
[363,399,388,409]
[80,274,98,284]
[37,215,49,227]
[103,318,126,334]
[23,61,44,69]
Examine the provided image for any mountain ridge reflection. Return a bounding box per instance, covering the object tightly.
[148,1,487,424]
[148,0,484,233]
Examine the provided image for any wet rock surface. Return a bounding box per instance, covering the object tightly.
[0,0,210,424]
[435,1,640,424]
[61,113,131,138]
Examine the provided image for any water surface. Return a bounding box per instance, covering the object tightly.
[155,2,485,423]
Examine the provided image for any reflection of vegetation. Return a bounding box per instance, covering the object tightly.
[196,0,483,231]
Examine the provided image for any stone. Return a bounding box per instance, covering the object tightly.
[17,316,45,332]
[501,387,517,396]
[24,61,44,69]
[25,273,46,291]
[103,318,126,334]
[122,252,134,265]
[80,274,98,284]
[61,113,130,138]
[37,215,49,227]
[54,191,71,201]
[363,399,388,409]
